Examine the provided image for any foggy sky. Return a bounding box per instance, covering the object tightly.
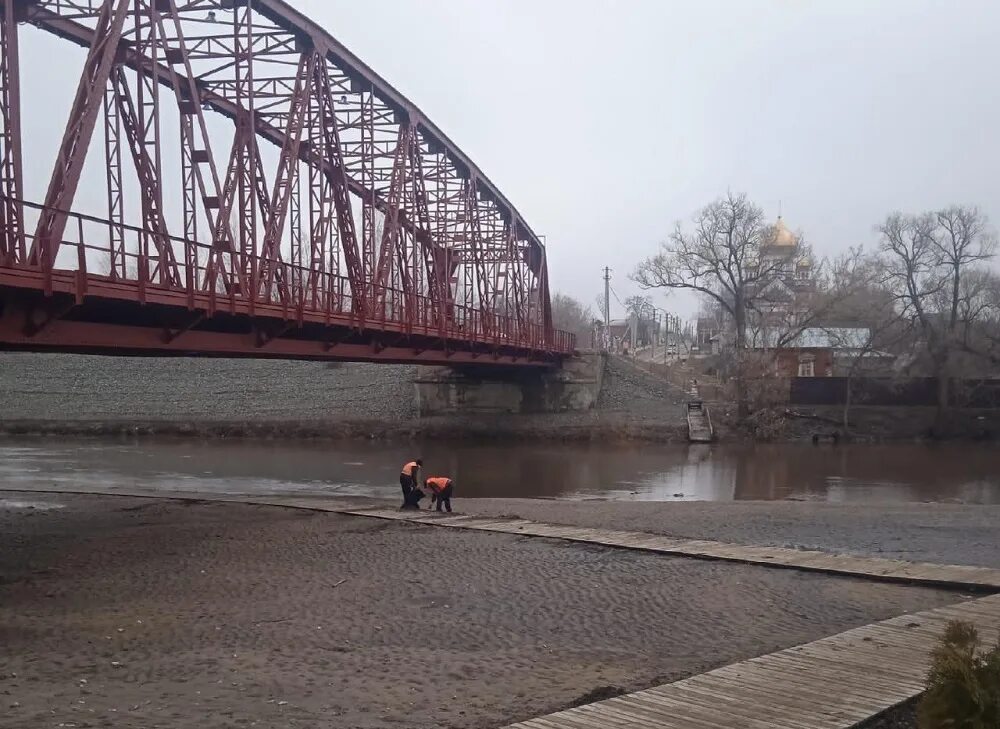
[305,0,1000,320]
[17,1,1000,323]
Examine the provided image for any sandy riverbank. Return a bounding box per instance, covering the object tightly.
[1,492,961,729]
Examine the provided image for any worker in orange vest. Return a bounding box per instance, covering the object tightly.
[424,476,454,513]
[399,459,423,508]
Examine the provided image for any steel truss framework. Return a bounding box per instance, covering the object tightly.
[0,0,573,365]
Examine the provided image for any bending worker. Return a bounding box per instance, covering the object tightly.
[400,459,423,507]
[424,476,455,513]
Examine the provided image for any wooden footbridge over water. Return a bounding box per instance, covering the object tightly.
[686,380,714,443]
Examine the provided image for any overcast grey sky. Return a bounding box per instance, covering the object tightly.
[300,0,1000,319]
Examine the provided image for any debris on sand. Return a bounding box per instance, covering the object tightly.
[565,685,626,708]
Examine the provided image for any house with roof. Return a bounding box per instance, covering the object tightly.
[751,326,894,377]
[695,316,724,354]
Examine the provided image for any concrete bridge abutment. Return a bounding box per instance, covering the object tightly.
[414,351,604,416]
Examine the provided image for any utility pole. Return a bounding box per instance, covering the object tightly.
[603,266,611,329]
[664,312,669,365]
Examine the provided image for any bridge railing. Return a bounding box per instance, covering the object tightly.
[1,198,576,355]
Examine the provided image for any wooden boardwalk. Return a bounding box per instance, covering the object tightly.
[341,507,1000,590]
[499,593,1000,729]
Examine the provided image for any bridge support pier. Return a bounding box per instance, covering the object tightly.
[414,351,604,416]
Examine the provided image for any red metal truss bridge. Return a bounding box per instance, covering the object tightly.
[0,0,575,366]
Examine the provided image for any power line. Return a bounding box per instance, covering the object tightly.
[608,284,626,309]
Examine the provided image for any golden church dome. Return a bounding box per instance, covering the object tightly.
[769,216,798,247]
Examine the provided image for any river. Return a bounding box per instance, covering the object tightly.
[2,436,1000,504]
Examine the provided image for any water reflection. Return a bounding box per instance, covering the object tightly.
[0,437,999,504]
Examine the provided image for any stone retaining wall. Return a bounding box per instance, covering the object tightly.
[0,352,688,442]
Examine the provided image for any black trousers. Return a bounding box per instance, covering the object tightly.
[433,484,454,512]
[399,473,414,506]
[402,489,425,509]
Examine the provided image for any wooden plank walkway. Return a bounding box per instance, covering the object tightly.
[498,593,1000,729]
[340,507,1000,590]
[686,401,714,443]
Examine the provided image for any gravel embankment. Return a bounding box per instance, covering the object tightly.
[0,352,688,441]
[597,355,688,422]
[0,352,418,422]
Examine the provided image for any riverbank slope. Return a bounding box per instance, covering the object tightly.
[0,352,688,442]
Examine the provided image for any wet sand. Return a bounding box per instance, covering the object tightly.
[1,492,964,729]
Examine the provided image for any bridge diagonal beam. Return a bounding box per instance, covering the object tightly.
[215,122,250,292]
[126,1,172,287]
[394,135,428,319]
[371,123,408,310]
[0,0,24,265]
[19,1,549,251]
[153,0,246,300]
[503,222,528,336]
[305,90,335,311]
[22,4,489,299]
[101,71,125,280]
[407,138,447,325]
[31,0,131,268]
[464,178,493,337]
[257,50,312,304]
[230,0,258,290]
[109,65,181,287]
[313,56,364,317]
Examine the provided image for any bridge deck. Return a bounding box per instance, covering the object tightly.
[0,272,566,366]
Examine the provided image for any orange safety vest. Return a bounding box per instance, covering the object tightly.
[425,477,451,494]
[402,461,420,476]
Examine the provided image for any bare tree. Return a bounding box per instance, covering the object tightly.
[594,292,608,319]
[680,319,696,352]
[932,268,1000,407]
[624,294,652,319]
[694,298,727,352]
[551,292,595,344]
[815,254,909,429]
[963,270,1000,363]
[633,192,807,418]
[879,206,997,425]
[623,294,658,347]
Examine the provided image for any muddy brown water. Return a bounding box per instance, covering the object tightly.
[2,436,999,504]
